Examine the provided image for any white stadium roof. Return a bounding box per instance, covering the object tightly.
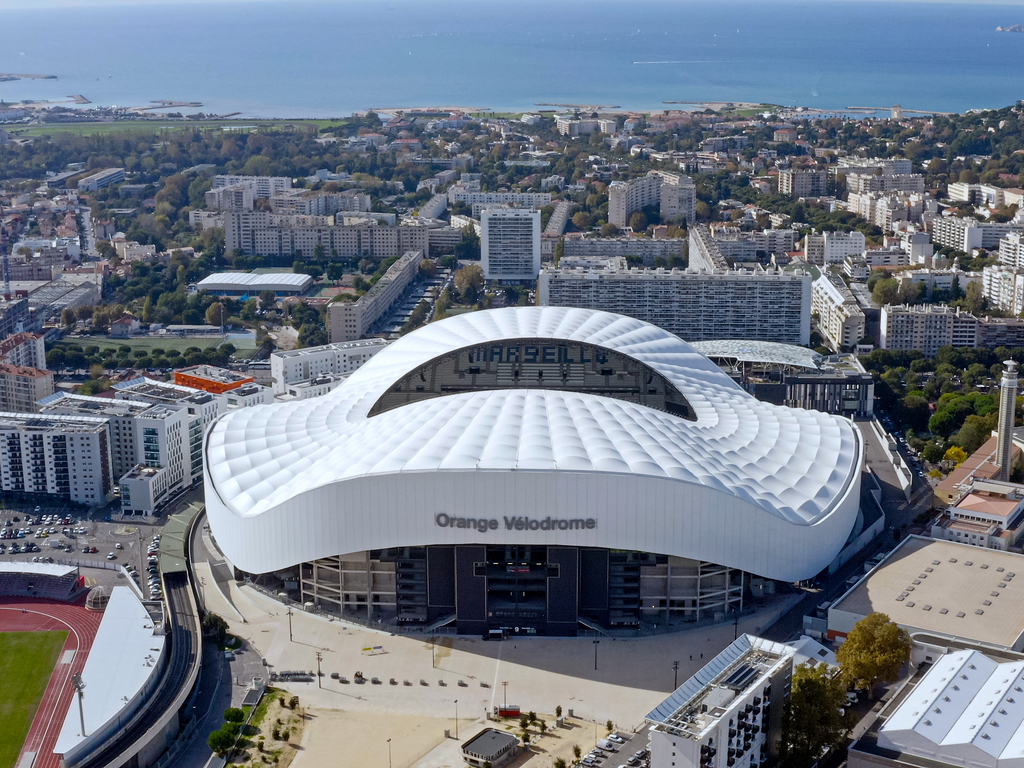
[689,340,823,371]
[205,307,862,580]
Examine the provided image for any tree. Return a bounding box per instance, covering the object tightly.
[778,662,851,768]
[203,613,229,644]
[62,308,76,328]
[205,302,225,327]
[555,705,562,719]
[455,264,485,299]
[207,728,235,756]
[298,323,327,348]
[573,745,582,761]
[605,719,613,733]
[943,445,968,466]
[629,211,648,232]
[224,707,245,723]
[600,222,620,236]
[836,612,911,696]
[554,759,567,768]
[572,212,593,230]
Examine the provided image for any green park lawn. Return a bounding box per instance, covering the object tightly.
[0,631,69,768]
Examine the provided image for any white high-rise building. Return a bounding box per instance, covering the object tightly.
[0,412,114,506]
[204,184,255,211]
[481,208,541,282]
[983,264,1024,316]
[931,217,1020,252]
[999,232,1024,269]
[802,231,866,265]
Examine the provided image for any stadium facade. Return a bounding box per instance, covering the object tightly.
[204,307,862,636]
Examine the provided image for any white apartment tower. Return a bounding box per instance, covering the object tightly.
[481,208,541,282]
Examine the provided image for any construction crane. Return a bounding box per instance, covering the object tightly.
[0,203,10,300]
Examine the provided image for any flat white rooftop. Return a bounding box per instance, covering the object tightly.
[197,272,313,291]
[0,561,77,578]
[829,536,1024,649]
[54,587,165,759]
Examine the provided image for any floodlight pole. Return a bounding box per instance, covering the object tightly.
[287,605,293,642]
[455,699,459,738]
[673,660,680,689]
[502,680,508,710]
[316,651,323,688]
[71,674,86,737]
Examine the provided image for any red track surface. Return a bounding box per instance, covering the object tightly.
[1,596,102,768]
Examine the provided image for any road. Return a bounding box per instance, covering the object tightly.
[762,417,936,644]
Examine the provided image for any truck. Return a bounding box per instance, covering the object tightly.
[494,705,521,718]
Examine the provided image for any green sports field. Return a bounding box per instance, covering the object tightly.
[0,631,69,768]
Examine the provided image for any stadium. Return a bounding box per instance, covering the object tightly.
[204,307,863,636]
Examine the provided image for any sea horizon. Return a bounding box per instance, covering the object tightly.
[1,0,1023,120]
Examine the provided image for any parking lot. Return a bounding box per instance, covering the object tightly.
[578,727,650,768]
[1,504,169,599]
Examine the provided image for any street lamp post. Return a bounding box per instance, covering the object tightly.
[316,651,322,688]
[502,681,508,711]
[673,660,679,689]
[593,639,600,671]
[387,738,392,768]
[287,606,293,642]
[455,699,459,738]
[432,635,436,668]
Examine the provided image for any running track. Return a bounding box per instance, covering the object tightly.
[1,596,102,768]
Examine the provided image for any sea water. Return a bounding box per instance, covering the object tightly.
[0,0,1021,118]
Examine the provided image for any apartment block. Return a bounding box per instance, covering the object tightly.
[0,333,46,369]
[837,157,914,175]
[562,236,685,266]
[778,169,827,197]
[846,191,936,231]
[812,273,866,350]
[76,168,125,192]
[999,232,1024,269]
[710,227,797,261]
[270,339,390,394]
[328,250,424,342]
[0,363,53,412]
[802,231,866,266]
[204,184,255,211]
[418,194,449,220]
[223,210,433,260]
[212,174,292,199]
[983,264,1024,315]
[877,304,1024,357]
[930,216,1020,252]
[0,412,113,506]
[269,189,371,215]
[481,208,540,281]
[845,172,925,195]
[688,225,730,271]
[447,189,551,209]
[538,261,812,345]
[607,173,696,229]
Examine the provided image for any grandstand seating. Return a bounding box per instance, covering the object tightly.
[0,570,81,600]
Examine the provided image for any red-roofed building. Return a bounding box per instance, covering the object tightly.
[0,361,54,412]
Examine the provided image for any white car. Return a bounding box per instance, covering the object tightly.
[609,735,627,745]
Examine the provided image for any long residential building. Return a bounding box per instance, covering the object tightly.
[846,191,936,231]
[77,168,125,192]
[812,273,866,351]
[562,236,686,266]
[845,172,926,195]
[538,260,812,345]
[328,250,424,342]
[270,339,390,394]
[223,210,447,260]
[269,189,372,215]
[446,189,551,208]
[688,225,729,271]
[880,304,1024,357]
[931,216,1021,252]
[212,174,292,198]
[709,227,797,261]
[0,412,113,506]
